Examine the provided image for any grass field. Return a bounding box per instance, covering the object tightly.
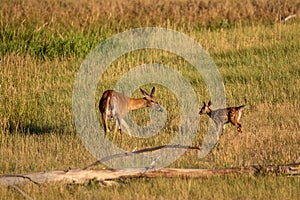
[0,0,299,199]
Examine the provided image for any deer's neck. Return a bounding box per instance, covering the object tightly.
[128,98,147,111]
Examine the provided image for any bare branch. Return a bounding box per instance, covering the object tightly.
[83,144,201,170]
[9,185,35,200]
[2,175,40,186]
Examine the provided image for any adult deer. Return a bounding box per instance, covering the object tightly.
[99,87,163,137]
[199,101,246,133]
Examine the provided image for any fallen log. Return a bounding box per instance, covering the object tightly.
[1,162,299,187]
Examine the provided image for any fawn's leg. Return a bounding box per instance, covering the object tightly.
[237,122,242,133]
[213,119,224,135]
[231,120,242,133]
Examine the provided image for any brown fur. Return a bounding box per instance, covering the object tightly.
[199,101,246,133]
[99,87,163,137]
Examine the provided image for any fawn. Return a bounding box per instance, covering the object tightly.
[99,87,163,137]
[199,101,246,133]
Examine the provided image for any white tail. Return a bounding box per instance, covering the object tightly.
[99,87,163,137]
[199,101,246,133]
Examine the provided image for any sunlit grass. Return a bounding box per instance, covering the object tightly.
[0,0,299,199]
[0,175,299,199]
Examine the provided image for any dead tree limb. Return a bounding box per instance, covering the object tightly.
[1,143,298,187]
[0,162,299,187]
[84,144,201,170]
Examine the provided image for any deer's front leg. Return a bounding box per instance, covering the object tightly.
[211,119,223,134]
[114,115,122,135]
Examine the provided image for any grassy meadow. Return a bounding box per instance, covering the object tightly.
[0,0,300,199]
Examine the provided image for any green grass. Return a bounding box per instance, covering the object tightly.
[0,176,299,199]
[0,0,300,199]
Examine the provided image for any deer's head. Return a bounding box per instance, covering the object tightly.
[140,87,163,112]
[199,101,212,115]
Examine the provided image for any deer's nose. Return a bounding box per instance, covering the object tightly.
[156,104,163,112]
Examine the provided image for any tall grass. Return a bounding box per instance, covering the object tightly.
[0,0,299,199]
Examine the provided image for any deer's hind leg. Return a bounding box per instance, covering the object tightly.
[230,120,242,133]
[101,112,109,137]
[113,115,122,135]
[236,122,242,133]
[112,117,122,143]
[228,111,243,133]
[111,112,122,142]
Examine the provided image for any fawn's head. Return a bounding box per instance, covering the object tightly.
[199,101,212,115]
[140,87,163,112]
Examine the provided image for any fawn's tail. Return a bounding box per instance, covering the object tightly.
[237,105,246,110]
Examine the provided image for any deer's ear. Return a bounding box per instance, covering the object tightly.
[203,102,206,106]
[140,88,149,97]
[150,87,156,96]
[208,101,212,106]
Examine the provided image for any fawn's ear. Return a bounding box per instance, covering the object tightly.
[203,102,206,106]
[150,87,156,97]
[208,101,212,106]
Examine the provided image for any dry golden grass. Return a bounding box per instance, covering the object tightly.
[1,0,299,30]
[0,0,299,199]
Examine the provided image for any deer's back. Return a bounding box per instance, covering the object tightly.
[99,90,130,118]
[211,105,245,123]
